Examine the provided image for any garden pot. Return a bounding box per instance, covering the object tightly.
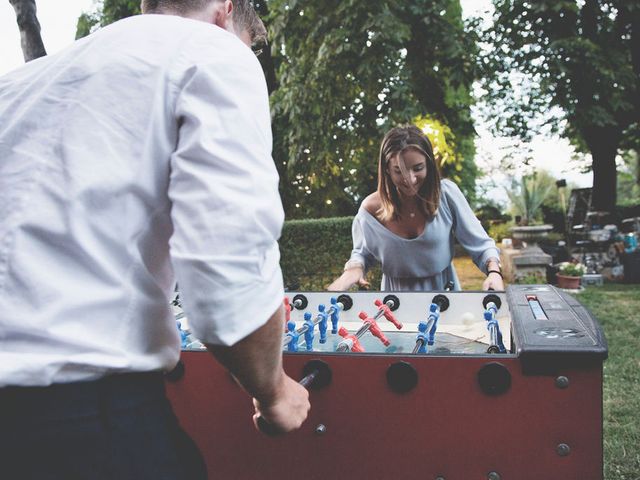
[557,274,581,289]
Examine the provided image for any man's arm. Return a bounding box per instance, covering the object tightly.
[205,304,310,432]
[168,33,307,432]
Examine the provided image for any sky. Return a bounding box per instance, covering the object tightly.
[1,0,592,203]
[1,0,96,74]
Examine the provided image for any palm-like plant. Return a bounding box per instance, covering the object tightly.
[506,173,555,225]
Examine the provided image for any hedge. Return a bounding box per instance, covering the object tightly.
[279,216,354,291]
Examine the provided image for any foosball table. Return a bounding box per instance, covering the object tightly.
[166,285,607,480]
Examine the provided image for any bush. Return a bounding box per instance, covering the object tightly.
[475,204,510,231]
[514,272,546,284]
[487,222,514,243]
[279,216,382,290]
[279,217,352,290]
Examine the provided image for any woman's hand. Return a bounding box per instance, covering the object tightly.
[328,267,369,291]
[482,271,505,291]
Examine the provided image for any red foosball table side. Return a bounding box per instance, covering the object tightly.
[166,350,603,480]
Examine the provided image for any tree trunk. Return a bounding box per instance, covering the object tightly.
[9,0,46,62]
[586,128,620,213]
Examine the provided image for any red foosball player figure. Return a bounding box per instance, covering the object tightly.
[358,311,390,346]
[283,297,292,332]
[374,299,402,330]
[337,327,364,352]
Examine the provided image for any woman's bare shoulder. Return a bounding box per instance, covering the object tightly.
[361,192,382,216]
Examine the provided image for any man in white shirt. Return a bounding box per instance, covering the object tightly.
[0,0,309,478]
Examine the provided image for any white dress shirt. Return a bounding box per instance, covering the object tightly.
[0,14,284,387]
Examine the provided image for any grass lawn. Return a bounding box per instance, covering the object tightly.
[454,256,640,479]
[452,256,488,290]
[574,285,640,480]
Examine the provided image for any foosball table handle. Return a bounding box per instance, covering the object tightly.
[257,359,332,436]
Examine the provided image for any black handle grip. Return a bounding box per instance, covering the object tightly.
[256,360,331,436]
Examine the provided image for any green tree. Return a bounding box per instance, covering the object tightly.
[268,0,479,218]
[479,0,640,213]
[76,0,479,218]
[76,0,140,38]
[617,151,640,207]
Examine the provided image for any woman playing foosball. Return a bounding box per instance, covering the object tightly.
[328,125,504,292]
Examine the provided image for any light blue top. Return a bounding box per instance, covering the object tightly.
[349,180,500,291]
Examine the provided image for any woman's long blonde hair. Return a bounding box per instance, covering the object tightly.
[376,125,441,222]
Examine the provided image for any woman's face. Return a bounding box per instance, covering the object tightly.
[386,149,427,197]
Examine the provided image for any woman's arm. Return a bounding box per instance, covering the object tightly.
[444,181,504,290]
[327,214,375,291]
[328,261,370,291]
[482,257,505,290]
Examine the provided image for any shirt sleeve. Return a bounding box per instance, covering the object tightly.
[349,212,377,272]
[443,180,500,273]
[168,45,284,346]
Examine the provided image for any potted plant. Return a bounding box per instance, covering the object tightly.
[506,174,554,248]
[556,262,586,289]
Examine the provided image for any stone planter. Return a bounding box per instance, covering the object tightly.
[557,274,581,289]
[510,225,554,247]
[502,225,554,283]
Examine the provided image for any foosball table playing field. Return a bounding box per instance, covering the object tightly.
[166,284,608,480]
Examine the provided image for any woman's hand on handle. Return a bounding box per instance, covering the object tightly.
[483,271,504,291]
[483,258,504,291]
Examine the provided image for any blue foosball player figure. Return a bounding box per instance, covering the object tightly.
[484,311,506,353]
[285,321,299,352]
[427,304,440,346]
[303,312,315,351]
[329,297,341,334]
[176,320,189,349]
[317,304,329,344]
[416,321,429,354]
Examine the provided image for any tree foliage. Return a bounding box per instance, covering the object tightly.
[617,151,640,207]
[479,0,640,213]
[267,0,478,218]
[75,0,479,218]
[76,0,140,38]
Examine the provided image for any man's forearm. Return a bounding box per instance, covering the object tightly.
[205,304,286,404]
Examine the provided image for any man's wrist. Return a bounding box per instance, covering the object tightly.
[253,369,287,406]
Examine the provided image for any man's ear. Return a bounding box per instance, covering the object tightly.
[212,0,234,29]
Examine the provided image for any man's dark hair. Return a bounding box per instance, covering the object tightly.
[232,0,267,46]
[141,0,213,15]
[141,0,266,46]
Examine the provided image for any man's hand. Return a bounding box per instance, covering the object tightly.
[252,374,310,434]
[206,304,310,436]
